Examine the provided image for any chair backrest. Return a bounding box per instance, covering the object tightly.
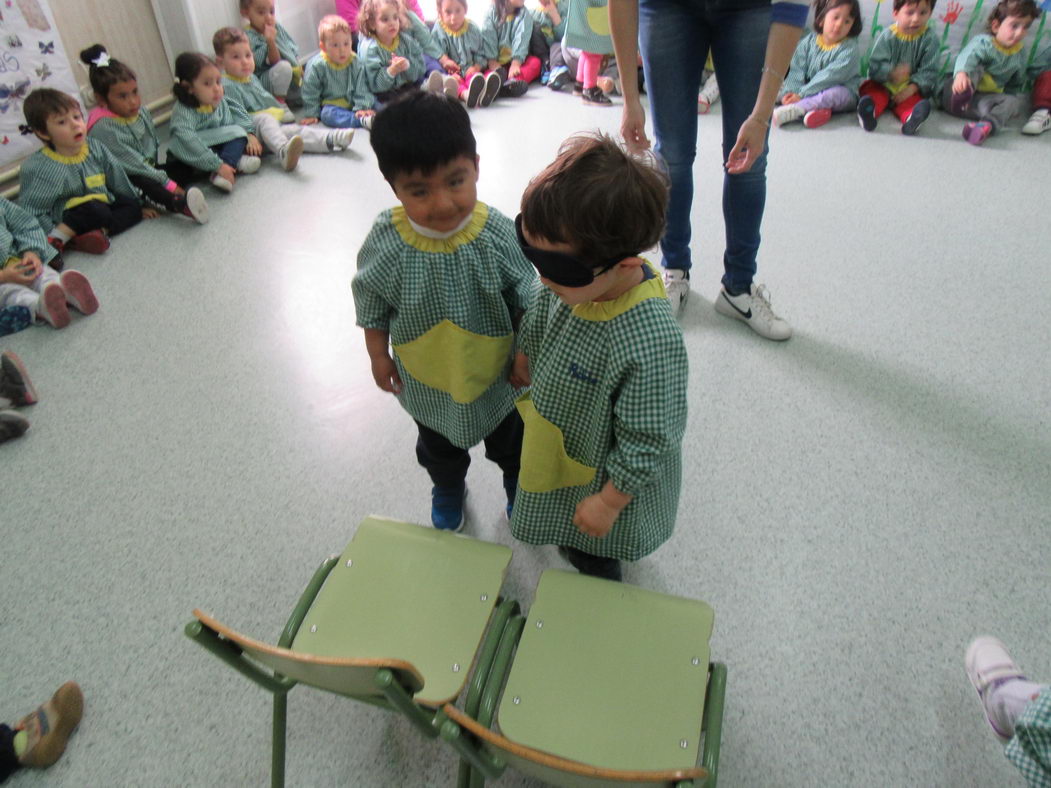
[193,609,425,699]
[443,705,706,788]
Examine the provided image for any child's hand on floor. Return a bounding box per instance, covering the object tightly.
[301,117,319,125]
[952,71,972,94]
[246,134,263,156]
[509,352,531,388]
[142,207,160,220]
[371,355,403,394]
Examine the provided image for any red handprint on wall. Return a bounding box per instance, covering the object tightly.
[941,1,963,25]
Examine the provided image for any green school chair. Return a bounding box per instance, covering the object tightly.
[185,516,515,788]
[437,569,726,788]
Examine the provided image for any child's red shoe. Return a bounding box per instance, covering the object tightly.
[68,230,110,254]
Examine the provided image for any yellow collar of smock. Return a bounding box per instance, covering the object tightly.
[393,202,488,252]
[321,51,354,68]
[196,104,216,113]
[440,20,468,36]
[992,39,1023,55]
[43,143,89,164]
[570,261,667,322]
[108,113,140,125]
[378,35,401,52]
[816,35,843,51]
[890,23,928,41]
[223,72,251,83]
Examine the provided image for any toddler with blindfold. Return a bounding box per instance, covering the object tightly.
[352,92,536,532]
[510,133,687,582]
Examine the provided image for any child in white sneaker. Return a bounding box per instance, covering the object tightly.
[774,0,862,129]
[0,198,98,332]
[301,15,377,128]
[965,636,1051,785]
[511,133,687,582]
[168,53,261,193]
[1022,41,1051,136]
[214,26,354,172]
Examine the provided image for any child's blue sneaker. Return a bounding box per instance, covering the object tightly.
[431,485,467,531]
[548,65,570,91]
[503,475,518,520]
[0,305,32,337]
[540,69,550,85]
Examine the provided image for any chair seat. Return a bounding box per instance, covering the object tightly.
[497,570,714,772]
[291,516,511,706]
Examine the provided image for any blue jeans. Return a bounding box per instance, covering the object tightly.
[639,0,771,292]
[212,136,248,168]
[320,104,366,129]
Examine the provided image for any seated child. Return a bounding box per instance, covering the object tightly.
[19,88,142,255]
[214,26,354,172]
[483,0,539,96]
[357,0,430,103]
[1023,41,1051,135]
[240,0,303,106]
[774,0,862,128]
[80,44,208,224]
[942,0,1038,145]
[0,197,97,331]
[352,92,536,532]
[431,0,503,108]
[301,15,377,129]
[698,54,720,114]
[511,133,687,582]
[168,53,261,193]
[334,0,426,51]
[532,0,569,86]
[857,0,938,135]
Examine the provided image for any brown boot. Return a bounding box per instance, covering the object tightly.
[16,681,84,769]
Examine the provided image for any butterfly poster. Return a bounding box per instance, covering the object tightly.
[0,0,78,168]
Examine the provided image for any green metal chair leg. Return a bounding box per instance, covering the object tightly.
[272,691,288,788]
[375,669,440,739]
[440,719,505,783]
[700,662,727,788]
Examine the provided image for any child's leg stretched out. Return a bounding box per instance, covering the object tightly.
[774,86,854,128]
[1023,71,1051,135]
[319,104,368,129]
[59,194,142,252]
[128,175,208,225]
[414,420,471,532]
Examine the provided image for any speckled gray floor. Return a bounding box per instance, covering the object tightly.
[2,87,1049,787]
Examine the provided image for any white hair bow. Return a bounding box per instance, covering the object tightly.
[92,52,111,67]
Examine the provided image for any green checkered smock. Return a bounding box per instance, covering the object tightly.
[563,0,613,56]
[167,99,254,173]
[359,33,427,94]
[867,24,939,96]
[222,72,284,115]
[352,202,537,448]
[18,140,139,233]
[509,264,688,561]
[431,20,488,72]
[247,23,301,92]
[530,1,570,45]
[87,108,167,186]
[1008,688,1051,788]
[482,8,533,64]
[0,197,58,266]
[301,52,375,118]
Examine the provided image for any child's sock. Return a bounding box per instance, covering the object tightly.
[48,227,73,244]
[985,679,1049,737]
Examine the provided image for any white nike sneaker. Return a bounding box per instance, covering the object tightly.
[714,283,792,340]
[662,268,689,315]
[773,103,805,127]
[1022,108,1051,135]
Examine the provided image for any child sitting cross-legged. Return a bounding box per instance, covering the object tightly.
[857,0,938,135]
[352,92,537,532]
[214,26,354,172]
[510,133,688,582]
[431,0,503,108]
[18,88,143,255]
[301,15,377,129]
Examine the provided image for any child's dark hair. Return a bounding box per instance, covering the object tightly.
[213,26,249,57]
[239,0,257,11]
[370,91,476,183]
[493,0,522,19]
[520,133,668,267]
[23,88,80,135]
[986,0,1038,30]
[79,44,137,102]
[813,0,863,36]
[172,52,217,108]
[438,0,468,13]
[358,0,401,38]
[892,0,935,13]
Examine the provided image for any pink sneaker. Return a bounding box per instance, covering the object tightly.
[963,121,993,146]
[36,282,70,329]
[965,636,1026,740]
[804,108,832,128]
[59,270,99,315]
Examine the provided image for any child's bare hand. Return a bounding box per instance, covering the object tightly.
[217,163,237,183]
[264,23,278,42]
[440,55,460,74]
[356,109,375,119]
[142,207,160,220]
[389,56,409,76]
[572,494,619,539]
[465,65,481,78]
[301,116,319,125]
[780,92,801,104]
[487,59,500,72]
[1,264,35,286]
[509,352,531,388]
[952,71,972,94]
[246,134,263,156]
[508,60,522,80]
[371,355,403,394]
[20,251,42,272]
[889,63,911,85]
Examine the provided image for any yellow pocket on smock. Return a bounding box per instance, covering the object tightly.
[393,319,512,404]
[84,174,106,188]
[515,393,596,493]
[586,5,610,35]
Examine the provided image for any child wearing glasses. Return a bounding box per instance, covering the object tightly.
[352,92,536,532]
[510,133,688,581]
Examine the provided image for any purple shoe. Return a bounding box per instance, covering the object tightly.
[962,121,992,146]
[950,84,974,115]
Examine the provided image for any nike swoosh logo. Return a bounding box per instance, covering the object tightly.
[722,292,751,319]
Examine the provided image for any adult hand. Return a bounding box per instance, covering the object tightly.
[620,94,650,153]
[726,116,768,175]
